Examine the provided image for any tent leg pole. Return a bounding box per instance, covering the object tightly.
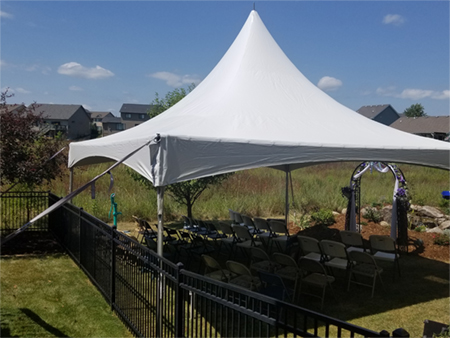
[285,171,289,227]
[157,186,165,257]
[69,168,74,203]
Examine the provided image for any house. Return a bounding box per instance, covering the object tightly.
[88,111,124,136]
[390,116,450,141]
[119,103,152,129]
[356,104,400,126]
[31,104,91,140]
[101,114,125,136]
[3,104,26,114]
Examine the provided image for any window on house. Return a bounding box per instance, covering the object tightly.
[116,124,124,130]
[125,113,131,118]
[140,114,145,119]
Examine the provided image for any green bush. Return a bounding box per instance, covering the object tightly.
[414,225,427,233]
[363,208,383,223]
[310,209,335,226]
[439,198,450,215]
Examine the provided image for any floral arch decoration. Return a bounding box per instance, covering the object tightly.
[341,161,409,249]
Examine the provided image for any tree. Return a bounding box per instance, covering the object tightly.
[0,90,67,190]
[129,84,233,218]
[403,103,427,118]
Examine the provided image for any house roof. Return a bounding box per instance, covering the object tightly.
[120,104,153,114]
[31,104,88,120]
[390,116,450,134]
[4,104,26,113]
[356,104,391,119]
[102,114,122,123]
[89,111,112,120]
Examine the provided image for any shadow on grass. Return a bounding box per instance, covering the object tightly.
[19,308,69,337]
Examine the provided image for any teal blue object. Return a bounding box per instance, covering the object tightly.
[109,193,122,228]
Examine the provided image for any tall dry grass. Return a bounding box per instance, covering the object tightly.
[41,162,449,223]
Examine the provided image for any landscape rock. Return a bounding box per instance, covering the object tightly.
[341,208,347,215]
[427,227,444,234]
[332,211,340,216]
[418,206,444,219]
[381,206,393,223]
[380,221,390,227]
[439,220,450,230]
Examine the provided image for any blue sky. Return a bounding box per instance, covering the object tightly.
[1,1,449,116]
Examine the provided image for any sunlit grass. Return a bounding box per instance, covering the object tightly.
[0,255,132,338]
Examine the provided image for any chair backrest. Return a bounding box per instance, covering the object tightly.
[202,254,222,271]
[241,215,255,228]
[226,260,252,276]
[234,212,244,224]
[258,270,292,301]
[272,252,297,267]
[219,222,235,236]
[253,218,271,232]
[251,247,271,262]
[144,236,157,251]
[298,235,321,255]
[269,220,289,236]
[183,215,194,227]
[228,209,235,222]
[298,257,327,275]
[320,240,348,259]
[340,230,364,247]
[232,225,253,241]
[369,235,396,253]
[348,250,378,266]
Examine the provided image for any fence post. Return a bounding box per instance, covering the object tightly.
[175,262,185,338]
[392,328,410,337]
[110,227,116,311]
[78,208,83,263]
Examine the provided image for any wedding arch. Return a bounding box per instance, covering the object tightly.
[342,161,409,249]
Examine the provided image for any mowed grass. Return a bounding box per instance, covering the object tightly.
[0,254,132,338]
[43,162,449,223]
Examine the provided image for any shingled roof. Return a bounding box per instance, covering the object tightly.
[89,111,112,120]
[390,116,450,134]
[119,103,153,114]
[31,104,88,120]
[356,104,391,119]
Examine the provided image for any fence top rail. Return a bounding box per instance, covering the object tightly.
[180,269,381,337]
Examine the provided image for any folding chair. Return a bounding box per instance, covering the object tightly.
[298,257,335,310]
[320,240,351,275]
[258,270,294,302]
[226,260,261,291]
[347,250,383,298]
[269,220,294,253]
[369,235,400,280]
[340,230,366,253]
[232,224,262,259]
[272,252,301,301]
[297,235,323,262]
[241,215,259,235]
[253,217,274,249]
[216,222,237,255]
[202,254,232,282]
[250,247,275,273]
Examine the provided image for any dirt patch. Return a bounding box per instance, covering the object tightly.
[289,213,450,263]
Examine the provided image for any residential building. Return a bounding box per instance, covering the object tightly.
[31,103,91,140]
[356,104,400,126]
[102,114,125,136]
[390,116,450,141]
[4,104,26,114]
[119,103,152,129]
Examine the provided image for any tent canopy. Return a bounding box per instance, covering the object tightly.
[68,10,450,187]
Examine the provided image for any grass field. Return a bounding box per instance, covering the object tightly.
[0,254,132,338]
[41,162,449,224]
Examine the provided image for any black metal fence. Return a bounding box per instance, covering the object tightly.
[2,192,385,338]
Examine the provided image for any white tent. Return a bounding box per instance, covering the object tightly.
[69,10,449,181]
[68,10,449,253]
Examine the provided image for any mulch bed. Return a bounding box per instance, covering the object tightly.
[1,232,65,256]
[290,213,449,263]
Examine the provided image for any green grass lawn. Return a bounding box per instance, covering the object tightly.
[0,254,132,338]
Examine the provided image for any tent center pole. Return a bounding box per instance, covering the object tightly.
[156,186,165,257]
[69,167,74,203]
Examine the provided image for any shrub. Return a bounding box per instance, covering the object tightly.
[360,221,368,226]
[363,208,383,223]
[310,209,335,226]
[414,225,427,233]
[439,198,450,215]
[434,233,450,246]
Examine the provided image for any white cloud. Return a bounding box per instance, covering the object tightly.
[0,11,13,19]
[69,86,83,91]
[58,62,114,79]
[16,87,31,94]
[25,64,51,75]
[150,71,201,87]
[383,14,405,26]
[377,87,449,100]
[317,76,343,91]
